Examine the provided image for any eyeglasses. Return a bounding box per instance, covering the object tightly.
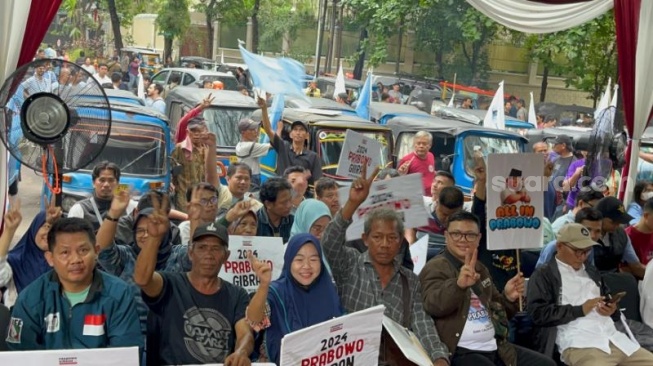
[447,231,480,242]
[199,196,218,206]
[562,242,592,258]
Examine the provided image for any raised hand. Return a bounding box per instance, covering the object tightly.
[504,272,525,302]
[4,199,22,232]
[457,248,480,289]
[257,97,267,110]
[248,250,272,286]
[200,93,214,110]
[397,157,414,175]
[473,152,486,183]
[348,158,379,207]
[109,189,131,218]
[187,186,204,223]
[147,194,170,240]
[44,195,62,225]
[201,131,216,148]
[226,200,253,223]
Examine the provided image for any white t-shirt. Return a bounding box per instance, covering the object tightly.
[235,141,271,175]
[457,291,497,351]
[94,74,112,85]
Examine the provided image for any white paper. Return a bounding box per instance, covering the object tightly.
[219,236,284,292]
[382,315,433,366]
[335,129,384,179]
[280,305,385,366]
[0,347,139,366]
[486,153,544,250]
[410,235,429,275]
[338,174,429,241]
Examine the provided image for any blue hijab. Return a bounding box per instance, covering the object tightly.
[266,233,343,365]
[289,199,331,237]
[7,212,50,293]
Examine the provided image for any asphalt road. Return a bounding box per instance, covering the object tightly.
[8,166,46,247]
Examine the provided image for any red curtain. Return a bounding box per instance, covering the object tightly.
[614,0,640,199]
[17,0,63,67]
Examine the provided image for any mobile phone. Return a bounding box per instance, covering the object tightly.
[606,291,626,304]
[114,184,130,194]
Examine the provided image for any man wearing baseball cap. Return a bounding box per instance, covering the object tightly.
[236,97,276,189]
[528,222,653,365]
[135,220,252,365]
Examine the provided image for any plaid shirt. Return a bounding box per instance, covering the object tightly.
[322,212,450,362]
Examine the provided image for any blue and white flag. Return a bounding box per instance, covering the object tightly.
[239,45,308,100]
[355,72,372,120]
[483,81,505,130]
[263,94,285,143]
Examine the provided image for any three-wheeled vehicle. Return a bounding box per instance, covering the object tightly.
[316,76,364,102]
[535,102,594,127]
[57,101,173,214]
[120,47,163,76]
[386,115,528,195]
[368,101,430,124]
[435,107,535,135]
[76,88,145,106]
[284,95,357,115]
[524,126,592,152]
[250,108,394,186]
[165,86,259,183]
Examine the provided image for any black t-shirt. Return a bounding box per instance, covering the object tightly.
[271,135,323,185]
[143,272,249,365]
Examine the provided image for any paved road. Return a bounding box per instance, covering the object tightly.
[9,166,47,246]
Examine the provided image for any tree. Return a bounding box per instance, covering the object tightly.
[156,0,190,61]
[106,0,123,52]
[524,11,617,107]
[257,0,315,53]
[194,0,249,58]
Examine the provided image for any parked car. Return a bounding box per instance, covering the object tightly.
[250,108,394,186]
[165,86,259,183]
[151,68,239,91]
[55,101,172,214]
[180,56,218,70]
[386,115,528,195]
[216,63,252,91]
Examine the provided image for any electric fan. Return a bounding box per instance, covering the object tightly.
[0,59,112,200]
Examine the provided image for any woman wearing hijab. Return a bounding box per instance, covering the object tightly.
[290,199,331,240]
[228,209,258,236]
[246,234,343,365]
[0,200,61,307]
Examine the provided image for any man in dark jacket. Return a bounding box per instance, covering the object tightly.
[420,210,554,366]
[527,223,653,365]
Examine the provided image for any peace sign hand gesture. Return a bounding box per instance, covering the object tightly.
[457,248,480,289]
[146,194,170,242]
[44,195,62,225]
[4,199,22,232]
[348,158,379,207]
[200,93,215,110]
[248,250,272,286]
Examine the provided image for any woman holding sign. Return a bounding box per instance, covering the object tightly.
[246,233,343,364]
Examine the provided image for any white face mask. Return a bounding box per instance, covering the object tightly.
[641,191,653,201]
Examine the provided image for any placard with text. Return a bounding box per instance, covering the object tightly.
[335,129,384,179]
[0,346,139,365]
[219,236,284,292]
[280,305,385,366]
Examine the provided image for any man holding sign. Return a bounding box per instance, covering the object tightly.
[322,162,450,365]
[419,211,554,366]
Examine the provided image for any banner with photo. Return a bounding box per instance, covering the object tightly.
[486,153,544,250]
[219,236,284,292]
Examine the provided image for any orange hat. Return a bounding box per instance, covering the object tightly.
[212,81,224,90]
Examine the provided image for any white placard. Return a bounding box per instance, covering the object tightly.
[410,235,429,275]
[335,129,384,179]
[0,346,139,365]
[280,305,385,366]
[486,153,544,250]
[382,316,433,366]
[219,236,284,292]
[339,174,429,241]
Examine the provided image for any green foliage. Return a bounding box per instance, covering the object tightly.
[156,0,190,39]
[193,0,249,27]
[258,0,316,53]
[523,11,617,106]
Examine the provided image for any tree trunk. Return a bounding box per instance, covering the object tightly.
[540,65,549,102]
[353,28,368,80]
[164,36,173,64]
[206,17,214,59]
[252,0,261,53]
[107,0,123,52]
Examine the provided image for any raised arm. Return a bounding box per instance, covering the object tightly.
[133,197,169,298]
[97,190,131,251]
[246,252,272,327]
[175,93,214,143]
[0,201,22,259]
[204,132,219,188]
[257,97,275,142]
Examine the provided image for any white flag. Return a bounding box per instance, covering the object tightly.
[483,81,505,130]
[334,64,346,98]
[136,69,145,100]
[528,92,537,128]
[611,84,619,108]
[447,92,455,107]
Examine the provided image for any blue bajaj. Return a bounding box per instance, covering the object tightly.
[54,102,172,214]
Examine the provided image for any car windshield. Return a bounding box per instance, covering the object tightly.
[317,129,391,177]
[78,121,167,176]
[463,135,521,175]
[202,107,256,147]
[198,75,239,91]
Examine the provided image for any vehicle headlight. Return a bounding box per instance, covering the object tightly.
[62,195,79,213]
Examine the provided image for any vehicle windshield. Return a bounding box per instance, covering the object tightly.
[202,107,256,147]
[78,121,167,176]
[198,75,239,91]
[463,135,521,175]
[638,145,653,181]
[317,129,391,177]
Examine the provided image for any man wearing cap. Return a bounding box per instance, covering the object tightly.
[268,107,322,189]
[500,168,531,205]
[134,219,253,365]
[236,98,275,189]
[527,223,653,365]
[535,197,647,279]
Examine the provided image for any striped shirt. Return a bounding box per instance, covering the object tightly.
[21,75,53,96]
